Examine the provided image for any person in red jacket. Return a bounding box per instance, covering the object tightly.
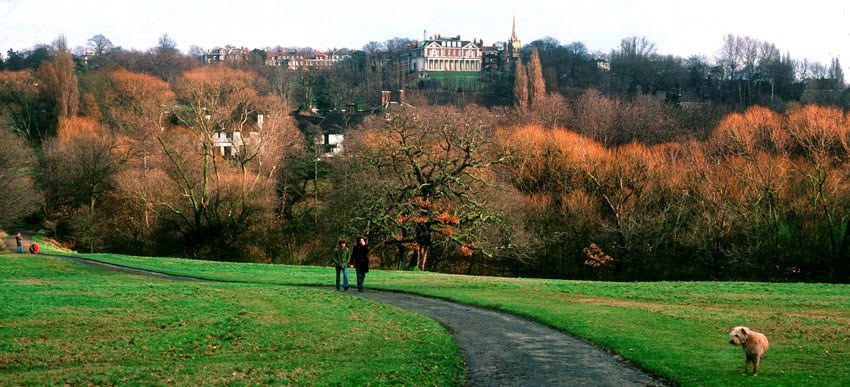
[28,243,39,254]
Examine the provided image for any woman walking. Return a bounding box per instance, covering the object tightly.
[351,236,370,292]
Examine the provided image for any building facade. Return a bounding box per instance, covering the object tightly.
[202,46,250,64]
[408,35,482,77]
[265,49,350,70]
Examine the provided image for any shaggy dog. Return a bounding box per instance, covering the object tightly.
[728,326,769,376]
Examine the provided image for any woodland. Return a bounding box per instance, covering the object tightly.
[1,33,849,282]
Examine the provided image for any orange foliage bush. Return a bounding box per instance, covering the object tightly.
[57,116,104,144]
[711,105,785,156]
[784,104,850,165]
[583,243,613,268]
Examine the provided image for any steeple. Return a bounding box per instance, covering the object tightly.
[510,16,521,59]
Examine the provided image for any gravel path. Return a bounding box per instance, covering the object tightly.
[2,228,32,253]
[9,249,667,386]
[351,290,665,386]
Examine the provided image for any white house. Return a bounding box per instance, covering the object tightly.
[408,35,482,76]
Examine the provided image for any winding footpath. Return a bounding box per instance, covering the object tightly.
[2,235,665,386]
[352,290,664,386]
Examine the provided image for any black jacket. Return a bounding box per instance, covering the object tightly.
[351,244,369,273]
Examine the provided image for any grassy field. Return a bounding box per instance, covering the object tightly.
[67,252,850,386]
[0,254,464,385]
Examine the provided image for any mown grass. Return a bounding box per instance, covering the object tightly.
[0,254,464,385]
[75,253,850,386]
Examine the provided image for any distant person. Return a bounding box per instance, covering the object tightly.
[28,243,39,254]
[351,236,370,292]
[331,239,351,291]
[15,232,23,253]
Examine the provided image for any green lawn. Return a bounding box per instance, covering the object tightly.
[71,253,850,386]
[0,254,464,385]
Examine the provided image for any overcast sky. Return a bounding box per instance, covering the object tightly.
[2,0,848,74]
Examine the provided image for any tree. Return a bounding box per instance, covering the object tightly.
[610,36,657,94]
[137,34,196,82]
[828,58,845,87]
[0,130,39,227]
[0,70,51,140]
[571,89,618,146]
[36,36,79,135]
[157,34,178,52]
[96,68,176,171]
[528,47,546,106]
[513,56,528,111]
[38,123,124,251]
[384,37,414,54]
[87,34,114,55]
[152,66,301,259]
[362,41,385,54]
[4,49,25,70]
[335,105,509,271]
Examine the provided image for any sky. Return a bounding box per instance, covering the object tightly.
[2,0,849,74]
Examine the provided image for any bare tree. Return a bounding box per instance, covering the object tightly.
[610,36,657,94]
[0,130,39,227]
[87,34,114,55]
[152,66,300,258]
[716,34,740,82]
[828,58,845,87]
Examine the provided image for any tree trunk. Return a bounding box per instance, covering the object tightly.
[415,223,432,271]
[417,245,429,272]
[836,216,850,282]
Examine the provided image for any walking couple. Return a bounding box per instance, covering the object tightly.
[331,237,369,292]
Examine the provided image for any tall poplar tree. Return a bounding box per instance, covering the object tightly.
[38,36,79,120]
[829,57,845,87]
[513,57,528,111]
[528,47,546,106]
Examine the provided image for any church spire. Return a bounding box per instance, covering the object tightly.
[509,15,521,59]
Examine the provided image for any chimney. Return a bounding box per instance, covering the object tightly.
[381,90,391,105]
[398,89,405,104]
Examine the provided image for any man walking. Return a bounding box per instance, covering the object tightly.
[331,239,351,291]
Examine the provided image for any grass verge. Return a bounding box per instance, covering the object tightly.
[76,253,850,386]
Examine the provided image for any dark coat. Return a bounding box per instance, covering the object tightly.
[351,244,369,273]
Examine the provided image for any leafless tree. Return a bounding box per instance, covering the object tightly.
[87,34,114,55]
[0,130,39,227]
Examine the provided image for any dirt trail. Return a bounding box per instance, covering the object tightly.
[2,228,33,253]
[28,254,667,386]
